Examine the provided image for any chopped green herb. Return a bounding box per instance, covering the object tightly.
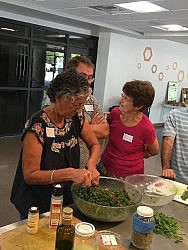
[181,190,188,201]
[154,211,184,243]
[72,185,134,207]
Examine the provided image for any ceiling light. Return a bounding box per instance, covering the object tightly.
[1,27,16,32]
[153,24,188,31]
[115,1,168,13]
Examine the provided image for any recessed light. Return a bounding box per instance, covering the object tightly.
[115,1,168,13]
[1,27,16,32]
[153,24,188,31]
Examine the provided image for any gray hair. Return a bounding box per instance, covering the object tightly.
[47,69,92,102]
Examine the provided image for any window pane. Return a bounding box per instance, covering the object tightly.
[69,35,96,48]
[28,90,47,117]
[32,28,67,43]
[0,37,29,87]
[0,20,30,37]
[31,42,65,88]
[0,90,27,135]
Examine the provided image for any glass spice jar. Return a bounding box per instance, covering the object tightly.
[131,206,155,249]
[27,206,39,234]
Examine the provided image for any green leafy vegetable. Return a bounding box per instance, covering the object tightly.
[154,211,184,243]
[73,185,134,207]
[181,190,188,201]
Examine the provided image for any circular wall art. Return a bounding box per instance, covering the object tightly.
[151,64,157,73]
[137,63,141,69]
[172,62,177,70]
[143,47,153,62]
[158,72,164,81]
[166,65,169,70]
[177,70,184,82]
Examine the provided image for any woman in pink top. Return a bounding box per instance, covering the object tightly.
[98,80,159,178]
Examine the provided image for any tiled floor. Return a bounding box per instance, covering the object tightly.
[0,128,162,227]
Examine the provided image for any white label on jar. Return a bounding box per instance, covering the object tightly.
[101,235,117,245]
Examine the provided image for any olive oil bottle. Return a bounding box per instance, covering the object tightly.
[55,207,75,250]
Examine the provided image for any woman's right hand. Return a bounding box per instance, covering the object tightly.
[72,168,92,188]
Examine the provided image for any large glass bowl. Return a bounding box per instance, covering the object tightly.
[124,174,178,207]
[71,176,142,222]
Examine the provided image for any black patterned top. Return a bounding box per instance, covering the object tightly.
[10,109,84,218]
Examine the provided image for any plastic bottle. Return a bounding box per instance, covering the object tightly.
[131,206,155,249]
[27,206,39,234]
[55,207,75,250]
[73,222,97,250]
[49,183,63,229]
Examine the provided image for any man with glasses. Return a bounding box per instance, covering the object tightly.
[66,55,109,168]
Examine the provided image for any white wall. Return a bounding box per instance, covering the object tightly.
[94,33,188,123]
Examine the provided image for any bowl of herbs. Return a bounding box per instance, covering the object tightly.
[71,176,142,222]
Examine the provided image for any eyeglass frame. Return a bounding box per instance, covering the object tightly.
[121,93,133,101]
[81,73,95,83]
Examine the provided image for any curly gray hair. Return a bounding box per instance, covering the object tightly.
[47,69,92,102]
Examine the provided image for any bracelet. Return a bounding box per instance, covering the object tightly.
[50,170,56,184]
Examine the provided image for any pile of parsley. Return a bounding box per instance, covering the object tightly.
[154,211,184,243]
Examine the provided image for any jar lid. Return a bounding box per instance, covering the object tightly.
[62,207,73,220]
[75,222,95,237]
[29,206,38,213]
[137,206,153,217]
[53,184,63,196]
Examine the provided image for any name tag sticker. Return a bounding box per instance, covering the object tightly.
[122,133,133,143]
[46,127,55,138]
[84,104,94,111]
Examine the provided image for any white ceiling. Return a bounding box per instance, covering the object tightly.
[1,0,188,44]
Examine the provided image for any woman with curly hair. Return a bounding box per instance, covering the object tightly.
[11,70,100,219]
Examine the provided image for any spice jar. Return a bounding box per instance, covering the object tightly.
[49,184,63,229]
[131,206,155,249]
[73,222,97,250]
[27,206,39,234]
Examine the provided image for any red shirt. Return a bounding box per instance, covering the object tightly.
[101,107,156,177]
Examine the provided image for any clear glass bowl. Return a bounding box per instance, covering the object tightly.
[71,176,142,222]
[124,174,178,207]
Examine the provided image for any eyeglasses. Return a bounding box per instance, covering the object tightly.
[71,101,85,110]
[121,93,133,101]
[81,73,95,83]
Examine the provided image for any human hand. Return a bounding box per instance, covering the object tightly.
[144,145,151,158]
[90,168,100,186]
[144,150,151,158]
[72,169,92,188]
[85,161,100,186]
[91,113,105,125]
[162,168,176,180]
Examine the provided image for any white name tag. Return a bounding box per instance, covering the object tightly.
[122,133,133,143]
[46,127,55,138]
[84,104,94,111]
